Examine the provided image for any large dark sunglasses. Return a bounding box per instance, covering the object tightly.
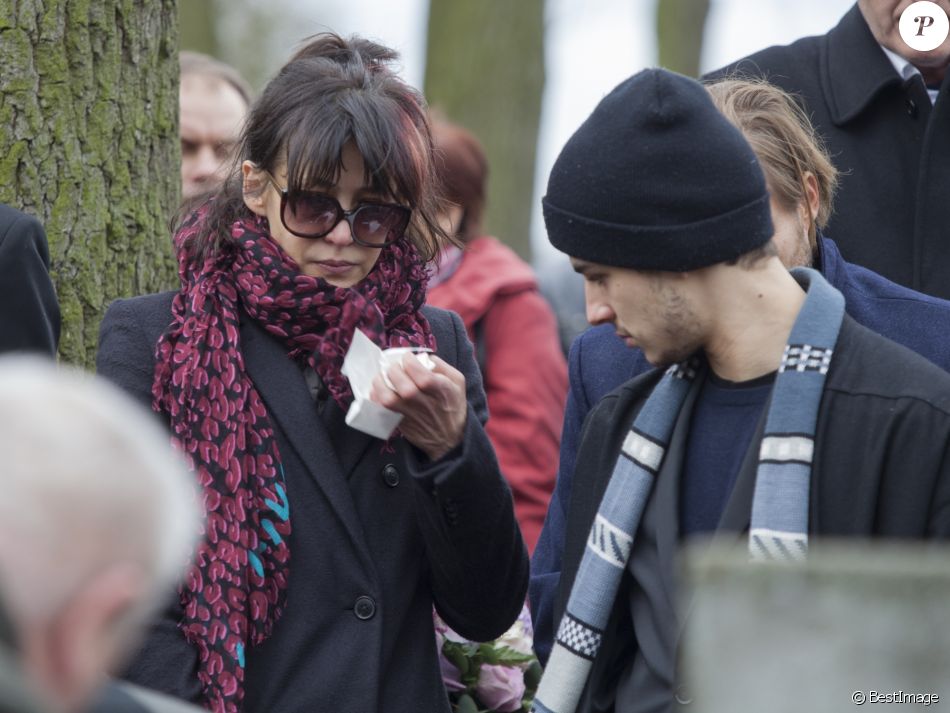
[264,172,411,247]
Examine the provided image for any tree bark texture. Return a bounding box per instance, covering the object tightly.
[424,0,544,261]
[0,0,179,367]
[656,0,710,78]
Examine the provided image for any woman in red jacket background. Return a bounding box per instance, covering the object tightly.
[427,117,567,554]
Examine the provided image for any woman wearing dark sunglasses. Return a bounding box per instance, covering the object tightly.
[96,34,528,713]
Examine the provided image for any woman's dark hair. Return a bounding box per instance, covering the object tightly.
[182,33,451,262]
[430,117,488,243]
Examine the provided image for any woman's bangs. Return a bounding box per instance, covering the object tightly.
[355,141,410,205]
[278,93,434,258]
[350,101,427,206]
[283,116,349,195]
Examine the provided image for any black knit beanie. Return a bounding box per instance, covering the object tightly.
[543,68,774,271]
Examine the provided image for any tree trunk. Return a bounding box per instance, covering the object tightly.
[656,0,710,78]
[0,0,179,367]
[424,0,545,261]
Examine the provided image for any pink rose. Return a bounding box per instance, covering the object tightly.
[476,664,525,712]
[439,653,466,692]
[433,617,448,640]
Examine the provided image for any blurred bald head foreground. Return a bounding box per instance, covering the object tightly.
[0,358,198,713]
[179,51,252,201]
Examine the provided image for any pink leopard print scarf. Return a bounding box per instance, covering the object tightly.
[152,205,434,711]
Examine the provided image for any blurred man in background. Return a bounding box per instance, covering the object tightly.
[0,358,198,713]
[179,51,252,201]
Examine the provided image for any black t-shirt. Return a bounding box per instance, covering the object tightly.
[680,370,775,537]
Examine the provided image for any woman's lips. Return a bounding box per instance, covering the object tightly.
[315,260,357,274]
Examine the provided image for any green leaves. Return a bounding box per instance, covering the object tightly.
[455,693,479,713]
[442,638,543,712]
[443,640,476,681]
[524,659,542,692]
[476,642,536,667]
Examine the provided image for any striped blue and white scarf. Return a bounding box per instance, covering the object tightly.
[531,268,845,713]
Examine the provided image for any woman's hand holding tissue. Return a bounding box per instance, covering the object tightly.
[370,353,467,461]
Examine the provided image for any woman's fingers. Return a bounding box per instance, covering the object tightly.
[367,353,467,460]
[385,360,423,403]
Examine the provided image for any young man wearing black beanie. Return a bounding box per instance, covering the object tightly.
[530,68,950,713]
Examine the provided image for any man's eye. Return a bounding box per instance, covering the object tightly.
[181,139,198,156]
[214,142,236,160]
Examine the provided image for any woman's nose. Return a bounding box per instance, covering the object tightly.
[321,215,355,246]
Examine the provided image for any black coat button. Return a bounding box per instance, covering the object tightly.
[382,463,400,488]
[354,595,376,620]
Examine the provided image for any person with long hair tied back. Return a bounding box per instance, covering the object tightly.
[96,34,528,713]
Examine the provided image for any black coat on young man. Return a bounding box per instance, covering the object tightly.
[706,4,950,298]
[0,204,60,356]
[97,294,528,713]
[555,316,950,712]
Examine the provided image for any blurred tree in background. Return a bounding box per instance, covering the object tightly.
[178,0,320,92]
[425,0,545,261]
[180,0,220,57]
[0,0,179,367]
[656,0,710,77]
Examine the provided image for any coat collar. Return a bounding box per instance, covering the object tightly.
[815,234,846,291]
[239,315,376,573]
[822,4,904,125]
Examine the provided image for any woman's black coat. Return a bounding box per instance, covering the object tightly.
[97,292,529,713]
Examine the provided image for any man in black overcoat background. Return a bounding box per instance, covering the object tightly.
[708,0,950,298]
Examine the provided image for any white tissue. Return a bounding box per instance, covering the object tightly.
[380,348,436,390]
[340,329,436,439]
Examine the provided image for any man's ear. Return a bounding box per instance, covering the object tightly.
[242,161,268,217]
[802,171,820,222]
[46,563,148,711]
